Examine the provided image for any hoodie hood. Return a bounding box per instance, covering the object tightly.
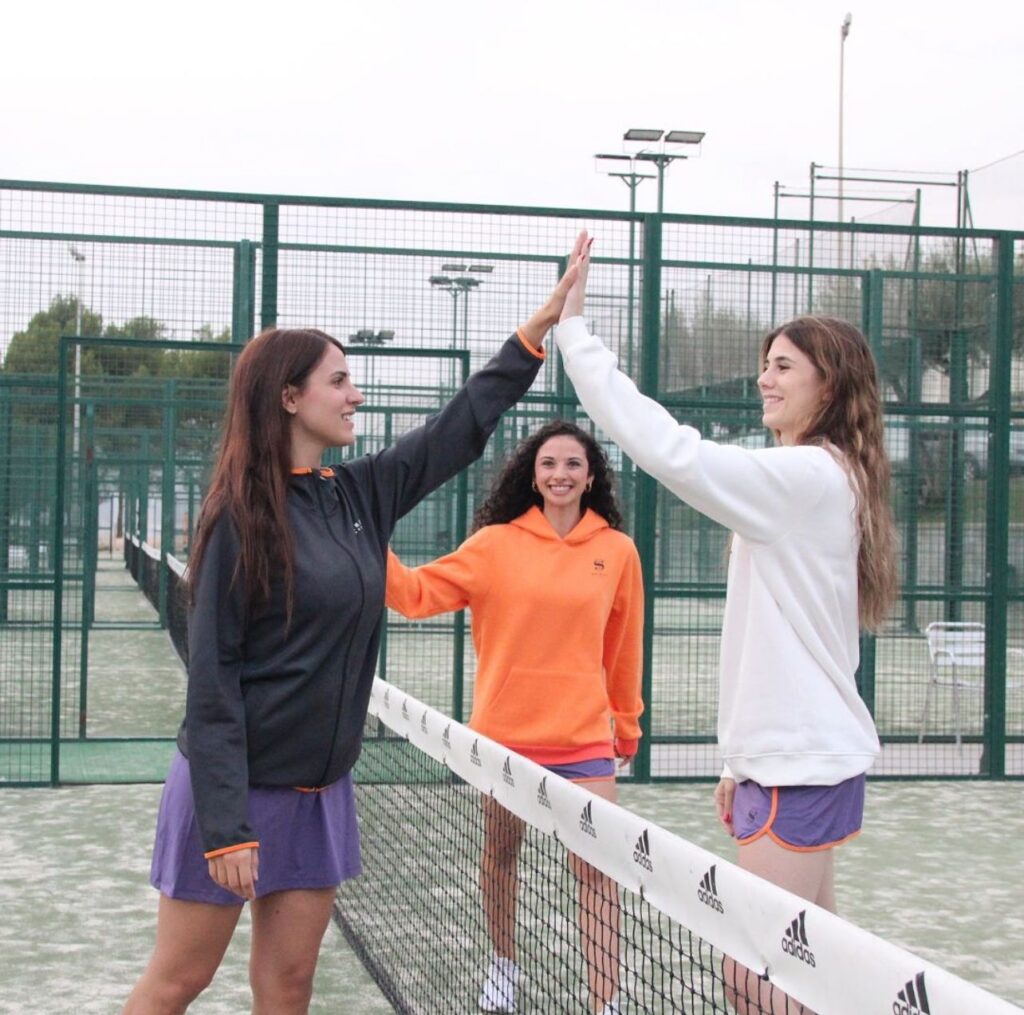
[509,505,610,545]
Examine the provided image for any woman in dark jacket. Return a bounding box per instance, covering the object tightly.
[122,237,587,1014]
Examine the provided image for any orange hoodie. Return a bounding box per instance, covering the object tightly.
[386,506,643,765]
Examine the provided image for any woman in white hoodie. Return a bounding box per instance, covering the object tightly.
[554,235,897,1013]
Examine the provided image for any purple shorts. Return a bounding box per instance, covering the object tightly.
[545,758,615,781]
[733,774,866,851]
[150,751,362,905]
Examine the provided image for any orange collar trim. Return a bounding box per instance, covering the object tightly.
[290,466,336,478]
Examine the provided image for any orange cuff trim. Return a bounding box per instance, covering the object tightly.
[516,329,547,360]
[294,785,327,793]
[204,841,260,860]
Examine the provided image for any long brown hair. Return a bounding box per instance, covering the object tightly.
[472,420,624,532]
[762,316,898,630]
[188,327,346,614]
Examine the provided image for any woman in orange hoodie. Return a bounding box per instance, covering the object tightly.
[386,419,643,1015]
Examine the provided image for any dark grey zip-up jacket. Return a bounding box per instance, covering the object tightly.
[178,334,544,854]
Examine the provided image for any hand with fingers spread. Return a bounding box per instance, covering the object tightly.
[207,847,259,901]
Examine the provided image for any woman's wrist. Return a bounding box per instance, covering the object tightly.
[518,301,559,349]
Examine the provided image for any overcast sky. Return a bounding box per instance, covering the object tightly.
[1,0,1021,230]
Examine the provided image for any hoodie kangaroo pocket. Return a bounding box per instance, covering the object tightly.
[482,667,610,747]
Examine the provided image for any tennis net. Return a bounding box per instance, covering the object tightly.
[337,679,1021,1015]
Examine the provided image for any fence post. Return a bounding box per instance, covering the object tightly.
[632,214,663,783]
[261,203,280,330]
[159,380,177,628]
[983,233,1014,778]
[232,239,257,342]
[0,384,10,623]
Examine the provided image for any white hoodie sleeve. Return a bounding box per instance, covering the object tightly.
[555,316,832,544]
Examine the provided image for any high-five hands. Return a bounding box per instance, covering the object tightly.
[560,230,593,323]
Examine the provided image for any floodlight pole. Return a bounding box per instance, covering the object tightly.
[838,13,852,268]
[69,246,86,460]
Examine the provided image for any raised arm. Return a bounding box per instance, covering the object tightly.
[347,236,590,531]
[554,238,831,543]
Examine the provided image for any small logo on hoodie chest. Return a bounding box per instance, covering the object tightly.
[592,558,606,575]
[352,519,363,534]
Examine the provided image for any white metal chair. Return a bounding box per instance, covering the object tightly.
[917,621,1024,748]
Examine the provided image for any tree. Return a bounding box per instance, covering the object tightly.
[2,295,103,375]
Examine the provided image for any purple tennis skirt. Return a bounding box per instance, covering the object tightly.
[150,751,362,905]
[733,774,866,851]
[545,758,615,781]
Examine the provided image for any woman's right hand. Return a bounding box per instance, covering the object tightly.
[559,231,592,323]
[208,846,259,900]
[519,231,592,348]
[713,778,736,837]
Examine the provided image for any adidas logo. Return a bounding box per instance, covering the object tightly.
[892,972,930,1015]
[502,756,515,787]
[537,776,551,809]
[401,699,409,720]
[442,723,451,750]
[697,865,724,914]
[470,739,481,767]
[420,709,428,734]
[781,910,815,968]
[632,829,653,872]
[579,800,597,838]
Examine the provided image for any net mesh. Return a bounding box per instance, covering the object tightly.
[334,680,1021,1015]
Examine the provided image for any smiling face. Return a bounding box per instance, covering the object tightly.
[758,333,828,446]
[282,342,364,465]
[533,435,592,516]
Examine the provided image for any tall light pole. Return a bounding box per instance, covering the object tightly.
[595,154,657,378]
[838,13,852,267]
[429,265,492,383]
[69,245,86,458]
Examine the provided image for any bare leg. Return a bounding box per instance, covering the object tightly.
[480,795,526,960]
[122,894,242,1014]
[724,838,835,1015]
[249,887,337,1015]
[569,779,621,1014]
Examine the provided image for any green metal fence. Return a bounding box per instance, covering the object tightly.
[1,179,1021,785]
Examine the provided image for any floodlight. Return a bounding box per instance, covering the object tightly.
[624,128,664,142]
[665,130,706,145]
[441,264,466,272]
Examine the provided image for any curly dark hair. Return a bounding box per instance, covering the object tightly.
[472,420,624,532]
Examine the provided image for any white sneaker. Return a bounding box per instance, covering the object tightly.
[598,1000,621,1015]
[479,954,520,1013]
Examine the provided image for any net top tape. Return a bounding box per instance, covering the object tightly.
[369,679,1021,1015]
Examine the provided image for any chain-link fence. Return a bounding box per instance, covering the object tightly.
[1,179,1021,784]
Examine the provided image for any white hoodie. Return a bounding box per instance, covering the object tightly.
[555,316,880,786]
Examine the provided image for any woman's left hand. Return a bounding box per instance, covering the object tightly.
[614,736,638,769]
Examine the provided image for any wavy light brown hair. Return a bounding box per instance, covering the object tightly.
[188,327,346,615]
[473,420,624,532]
[762,316,898,630]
